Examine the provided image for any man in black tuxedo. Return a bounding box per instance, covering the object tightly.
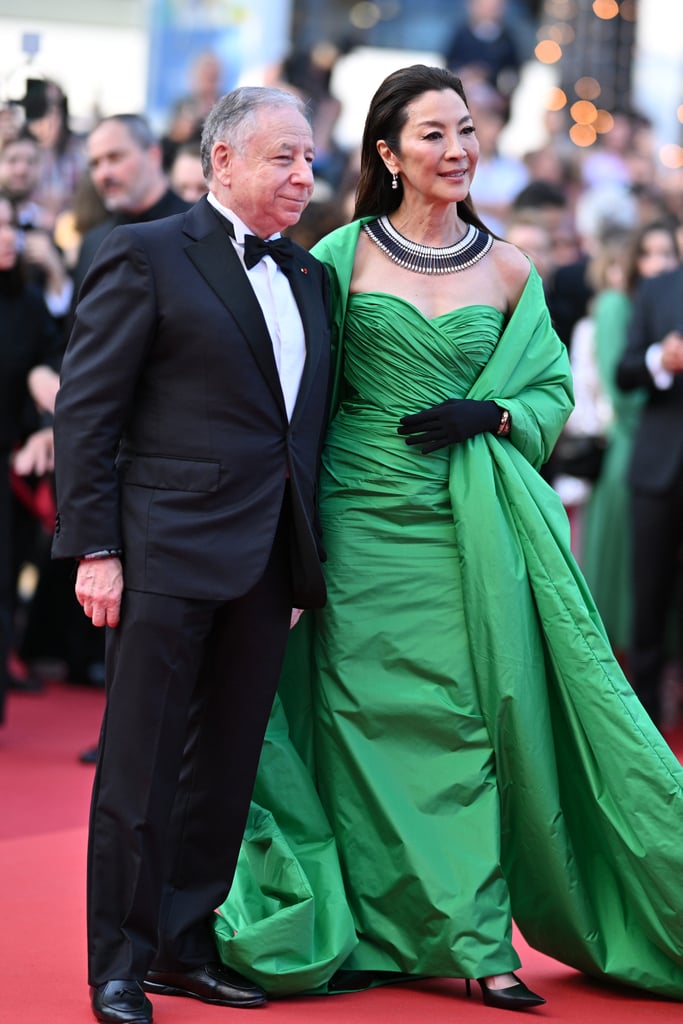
[616,263,683,727]
[52,87,330,1024]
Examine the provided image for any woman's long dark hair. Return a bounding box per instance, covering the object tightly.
[625,218,680,295]
[353,64,490,234]
[0,192,28,296]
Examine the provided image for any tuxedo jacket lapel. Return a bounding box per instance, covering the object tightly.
[285,253,326,425]
[182,198,326,423]
[183,205,285,411]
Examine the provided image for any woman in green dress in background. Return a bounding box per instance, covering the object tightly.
[214,66,683,1009]
[581,220,680,660]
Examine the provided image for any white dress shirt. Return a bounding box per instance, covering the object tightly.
[207,192,306,420]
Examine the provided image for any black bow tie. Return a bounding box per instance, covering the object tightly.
[218,213,295,271]
[243,233,294,270]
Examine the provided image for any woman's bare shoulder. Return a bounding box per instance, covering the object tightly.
[489,237,532,309]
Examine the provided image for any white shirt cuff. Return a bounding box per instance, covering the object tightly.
[645,343,674,390]
[44,278,74,317]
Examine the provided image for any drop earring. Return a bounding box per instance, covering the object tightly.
[391,172,398,190]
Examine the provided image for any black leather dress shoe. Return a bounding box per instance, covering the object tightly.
[90,980,152,1023]
[143,962,266,1008]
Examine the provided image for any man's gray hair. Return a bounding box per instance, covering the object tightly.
[91,113,158,150]
[200,87,310,178]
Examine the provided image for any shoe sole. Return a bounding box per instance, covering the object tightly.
[92,1009,152,1024]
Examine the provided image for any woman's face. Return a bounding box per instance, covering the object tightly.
[380,88,479,209]
[0,198,19,270]
[637,228,679,280]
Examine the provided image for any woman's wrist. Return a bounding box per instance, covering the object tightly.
[496,408,511,436]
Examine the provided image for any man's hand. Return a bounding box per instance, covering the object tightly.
[27,364,60,414]
[290,608,304,629]
[22,230,70,298]
[75,557,124,628]
[661,330,683,375]
[12,427,55,476]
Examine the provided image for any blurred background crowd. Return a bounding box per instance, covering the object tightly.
[1,0,682,736]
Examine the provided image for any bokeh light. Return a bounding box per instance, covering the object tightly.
[535,40,563,64]
[575,77,602,100]
[594,109,615,134]
[659,144,683,169]
[569,123,597,147]
[539,22,576,45]
[349,2,381,30]
[546,87,568,112]
[593,0,619,18]
[570,100,598,124]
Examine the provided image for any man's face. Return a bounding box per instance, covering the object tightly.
[87,120,161,214]
[170,152,207,203]
[0,138,40,201]
[0,198,19,270]
[214,106,315,237]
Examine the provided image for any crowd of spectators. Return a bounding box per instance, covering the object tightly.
[1,0,682,735]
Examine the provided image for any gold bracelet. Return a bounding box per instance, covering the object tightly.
[496,408,511,436]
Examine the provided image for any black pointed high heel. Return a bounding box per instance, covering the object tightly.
[465,975,546,1010]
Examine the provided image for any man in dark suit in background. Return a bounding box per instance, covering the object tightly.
[52,87,330,1024]
[72,113,191,297]
[20,114,191,710]
[617,263,683,728]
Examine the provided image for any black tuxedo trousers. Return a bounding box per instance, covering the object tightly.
[87,497,293,984]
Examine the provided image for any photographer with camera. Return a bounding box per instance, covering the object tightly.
[0,132,73,324]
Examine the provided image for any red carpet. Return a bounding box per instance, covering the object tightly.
[2,680,682,1024]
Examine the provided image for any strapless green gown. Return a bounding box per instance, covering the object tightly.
[213,221,683,1000]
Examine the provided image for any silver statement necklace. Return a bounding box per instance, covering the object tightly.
[363,215,493,274]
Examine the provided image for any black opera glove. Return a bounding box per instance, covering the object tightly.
[398,399,501,454]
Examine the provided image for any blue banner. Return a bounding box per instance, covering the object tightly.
[146,0,292,131]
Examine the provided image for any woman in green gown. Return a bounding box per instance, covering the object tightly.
[214,66,683,1008]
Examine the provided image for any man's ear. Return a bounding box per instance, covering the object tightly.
[211,140,232,185]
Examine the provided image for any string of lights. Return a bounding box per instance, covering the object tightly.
[535,0,682,170]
